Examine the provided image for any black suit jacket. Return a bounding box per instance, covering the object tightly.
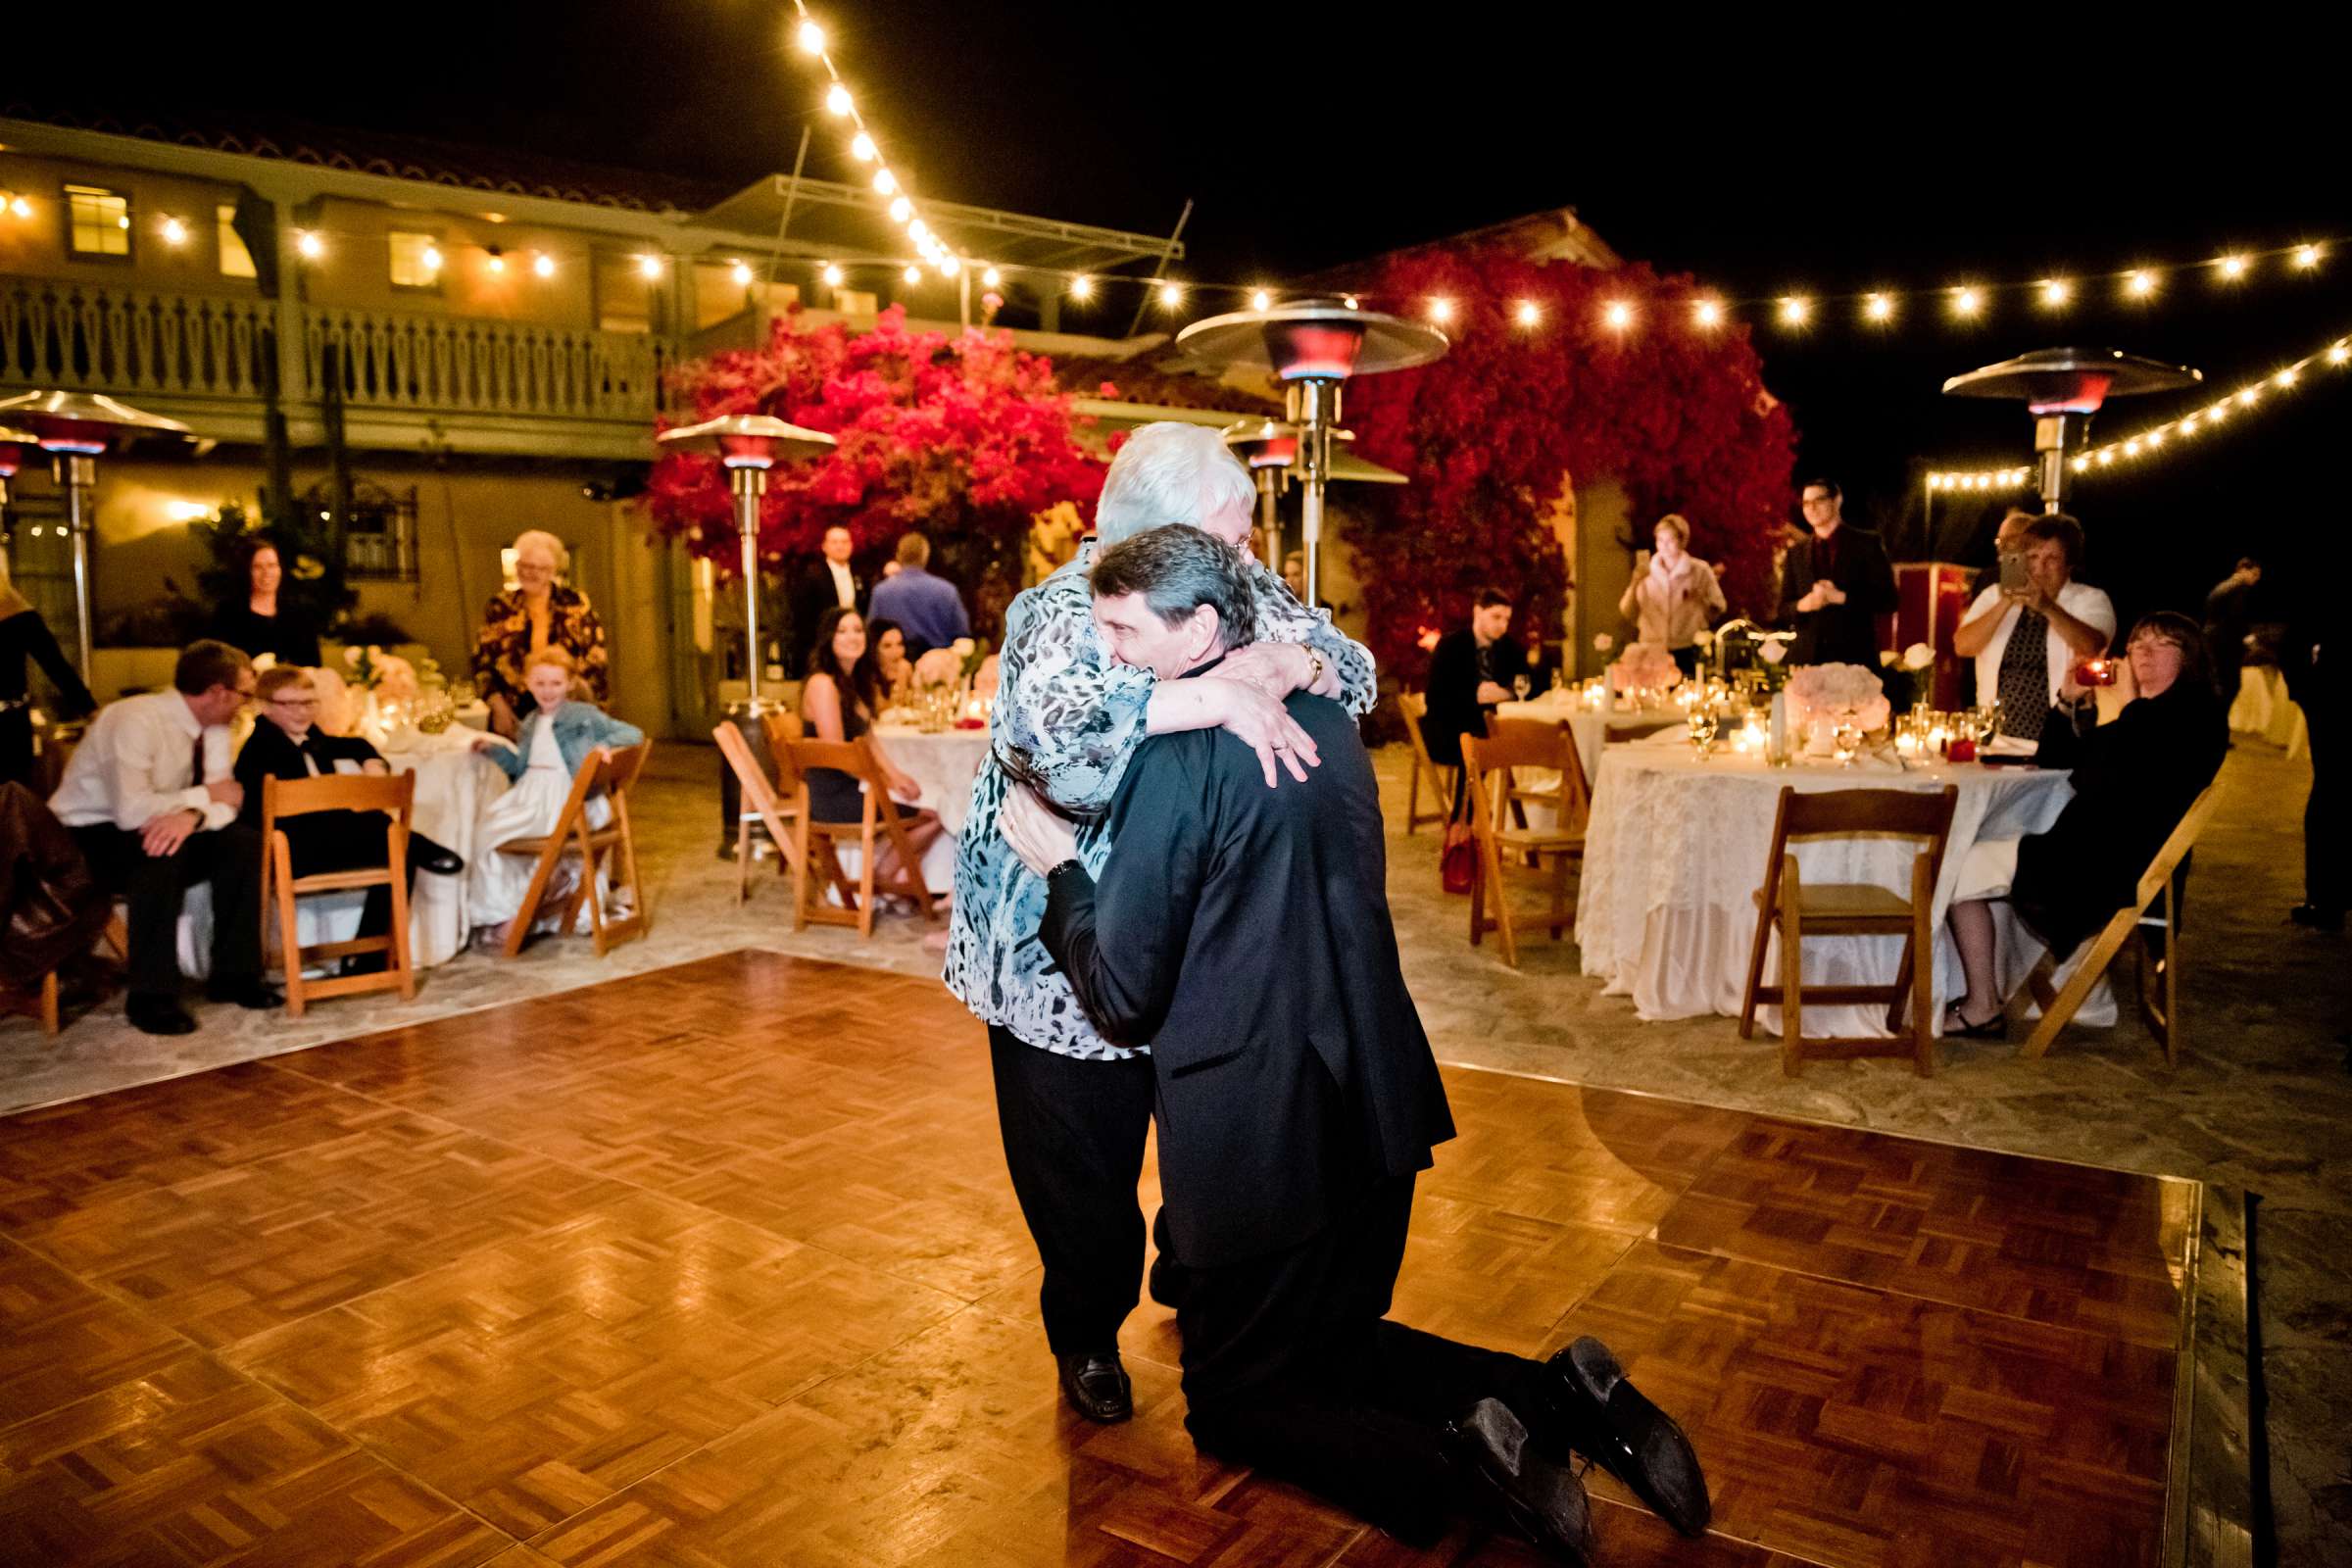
[1775,526,1897,666]
[1420,629,1539,770]
[1040,678,1456,1270]
[233,721,392,870]
[788,560,870,674]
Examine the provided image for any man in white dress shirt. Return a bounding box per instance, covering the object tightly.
[787,524,869,677]
[49,640,277,1035]
[1952,514,2115,741]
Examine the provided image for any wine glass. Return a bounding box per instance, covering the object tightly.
[1833,718,1864,766]
[1687,706,1720,760]
[1512,674,1533,702]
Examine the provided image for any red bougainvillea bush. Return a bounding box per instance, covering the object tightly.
[1343,244,1797,680]
[641,305,1106,634]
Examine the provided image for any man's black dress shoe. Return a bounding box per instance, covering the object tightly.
[1444,1396,1594,1565]
[1541,1337,1710,1538]
[2289,904,2345,932]
[411,834,466,876]
[1147,1252,1188,1310]
[204,978,284,1010]
[125,995,198,1036]
[1056,1350,1133,1423]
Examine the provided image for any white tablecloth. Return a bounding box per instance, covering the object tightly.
[1494,698,1683,783]
[1574,732,2112,1037]
[177,728,508,977]
[865,725,992,893]
[2230,665,2308,758]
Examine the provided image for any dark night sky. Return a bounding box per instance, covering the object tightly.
[23,3,2346,617]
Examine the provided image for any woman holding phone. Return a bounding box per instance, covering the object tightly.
[1618,514,1727,677]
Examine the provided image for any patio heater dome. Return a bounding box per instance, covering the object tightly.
[1941,348,2200,510]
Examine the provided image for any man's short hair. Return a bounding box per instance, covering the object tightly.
[895,531,931,568]
[1801,477,1841,501]
[2024,513,2084,571]
[255,665,314,704]
[173,639,251,696]
[1096,422,1257,546]
[1473,586,1513,611]
[1090,524,1258,651]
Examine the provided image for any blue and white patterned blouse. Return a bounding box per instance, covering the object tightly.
[943,540,1377,1059]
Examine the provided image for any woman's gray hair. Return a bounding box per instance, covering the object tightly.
[1090,524,1257,650]
[1095,422,1257,546]
[511,528,568,574]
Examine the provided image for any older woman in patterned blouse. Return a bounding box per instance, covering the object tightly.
[944,422,1377,1426]
[470,529,611,738]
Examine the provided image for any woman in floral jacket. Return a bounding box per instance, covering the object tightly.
[470,529,610,738]
[943,422,1376,1426]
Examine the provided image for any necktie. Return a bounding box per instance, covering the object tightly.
[190,732,208,791]
[1996,609,2049,741]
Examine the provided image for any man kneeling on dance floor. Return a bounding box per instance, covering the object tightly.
[998,524,1711,1562]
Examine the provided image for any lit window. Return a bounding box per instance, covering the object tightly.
[388,230,442,291]
[64,184,131,258]
[216,204,256,279]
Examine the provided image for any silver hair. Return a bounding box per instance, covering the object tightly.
[511,528,568,573]
[1095,421,1256,546]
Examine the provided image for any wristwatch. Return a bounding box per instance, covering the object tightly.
[1303,648,1326,690]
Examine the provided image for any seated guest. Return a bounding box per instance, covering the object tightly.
[1943,612,2227,1036]
[801,607,943,879]
[1422,589,1541,812]
[3,556,95,789]
[466,647,642,940]
[864,616,916,707]
[471,529,610,739]
[1280,550,1306,603]
[1952,513,2115,741]
[1618,513,1727,677]
[999,525,1708,1557]
[47,640,276,1035]
[209,541,323,667]
[865,530,970,661]
[0,781,113,999]
[234,666,464,972]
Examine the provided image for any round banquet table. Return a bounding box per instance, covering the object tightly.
[175,726,509,978]
[870,724,993,890]
[1494,696,1683,784]
[1574,730,2115,1038]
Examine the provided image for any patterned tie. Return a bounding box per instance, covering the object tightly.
[1996,609,2049,741]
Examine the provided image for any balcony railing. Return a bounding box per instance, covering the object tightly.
[0,273,274,400]
[300,306,671,423]
[0,273,671,429]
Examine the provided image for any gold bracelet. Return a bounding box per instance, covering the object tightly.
[1305,649,1326,689]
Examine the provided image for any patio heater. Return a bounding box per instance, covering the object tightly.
[655,412,837,855]
[1178,300,1446,607]
[0,425,36,538]
[1941,348,2200,512]
[0,391,199,681]
[1222,418,1298,569]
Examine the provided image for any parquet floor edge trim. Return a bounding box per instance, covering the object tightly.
[2174,1184,2262,1568]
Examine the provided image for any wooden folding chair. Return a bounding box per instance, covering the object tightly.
[1739,785,1958,1077]
[1461,719,1587,968]
[780,733,939,938]
[1396,692,1457,835]
[2022,781,2224,1066]
[1,912,127,1036]
[714,716,805,900]
[495,739,654,958]
[260,771,418,1018]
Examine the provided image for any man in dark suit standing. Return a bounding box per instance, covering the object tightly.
[1000,526,1707,1563]
[1776,477,1897,666]
[787,525,867,677]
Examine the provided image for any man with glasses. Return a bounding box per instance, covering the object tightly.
[1777,477,1898,667]
[234,665,466,975]
[49,640,277,1034]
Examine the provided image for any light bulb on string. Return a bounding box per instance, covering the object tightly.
[2097,448,2116,466]
[903,265,921,284]
[940,255,960,276]
[159,216,187,247]
[533,251,556,278]
[981,266,1001,287]
[797,19,825,53]
[1250,289,1271,311]
[2180,413,2200,434]
[5,194,30,220]
[2330,342,2351,366]
[2277,368,2299,388]
[2037,277,2072,309]
[1692,299,1724,328]
[821,263,844,286]
[826,83,853,117]
[1070,274,1094,300]
[486,248,507,274]
[1343,295,1359,310]
[1602,300,1633,331]
[2237,386,2260,406]
[2147,427,2167,447]
[1515,300,1541,327]
[2217,253,2248,279]
[2294,244,2323,270]
[1951,285,1984,318]
[1429,297,1454,323]
[1777,296,1811,326]
[907,218,929,243]
[420,244,443,274]
[2126,269,2158,299]
[1863,293,1893,323]
[731,260,754,286]
[296,230,324,260]
[636,254,664,280]
[1158,281,1183,309]
[852,132,876,163]
[873,169,897,196]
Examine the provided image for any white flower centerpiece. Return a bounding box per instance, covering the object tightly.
[1784,662,1891,755]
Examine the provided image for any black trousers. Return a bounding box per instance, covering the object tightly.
[281,811,439,951]
[988,1025,1157,1355]
[1178,1172,1549,1547]
[72,822,263,999]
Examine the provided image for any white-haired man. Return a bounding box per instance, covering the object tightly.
[944,421,1377,1424]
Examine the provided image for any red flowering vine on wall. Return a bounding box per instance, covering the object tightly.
[640,305,1105,633]
[1343,245,1798,679]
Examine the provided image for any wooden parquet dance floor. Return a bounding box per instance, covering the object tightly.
[0,951,2196,1567]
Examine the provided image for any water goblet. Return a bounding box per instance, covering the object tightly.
[1833,719,1863,766]
[1513,674,1533,702]
[1688,707,1720,760]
